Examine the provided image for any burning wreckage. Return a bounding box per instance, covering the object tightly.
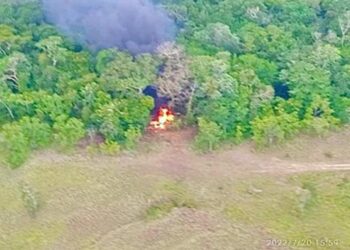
[143,85,175,130]
[143,43,195,130]
[142,81,195,130]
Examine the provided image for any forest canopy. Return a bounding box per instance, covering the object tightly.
[0,0,349,167]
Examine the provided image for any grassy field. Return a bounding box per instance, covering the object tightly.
[0,129,349,249]
[224,172,350,248]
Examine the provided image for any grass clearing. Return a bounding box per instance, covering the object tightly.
[1,161,349,249]
[1,222,66,250]
[0,182,22,212]
[1,129,349,249]
[225,172,350,249]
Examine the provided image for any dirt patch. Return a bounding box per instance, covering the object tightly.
[132,127,350,178]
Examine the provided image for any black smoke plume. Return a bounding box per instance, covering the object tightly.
[41,0,175,54]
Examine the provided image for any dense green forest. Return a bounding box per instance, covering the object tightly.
[0,0,349,167]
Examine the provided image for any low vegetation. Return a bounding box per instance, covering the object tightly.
[146,181,197,220]
[20,182,40,218]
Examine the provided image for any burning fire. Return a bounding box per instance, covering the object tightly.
[150,107,175,129]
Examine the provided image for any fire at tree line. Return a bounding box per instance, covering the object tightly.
[0,0,349,168]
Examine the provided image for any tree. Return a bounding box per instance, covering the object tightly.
[330,95,350,123]
[233,54,278,84]
[238,23,296,62]
[36,36,67,67]
[18,117,52,150]
[303,95,340,135]
[97,49,159,97]
[252,102,301,147]
[0,122,30,168]
[14,1,43,28]
[124,128,142,150]
[94,97,153,144]
[190,52,237,100]
[333,65,350,97]
[194,118,223,152]
[281,61,332,100]
[310,44,340,69]
[0,24,20,56]
[0,52,31,92]
[0,91,36,123]
[33,91,73,123]
[246,6,271,26]
[338,11,350,46]
[53,116,86,150]
[156,42,194,114]
[194,23,242,53]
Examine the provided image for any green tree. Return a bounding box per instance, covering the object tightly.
[303,95,340,135]
[233,54,278,84]
[97,50,159,97]
[53,116,86,150]
[194,23,242,53]
[190,52,237,99]
[333,65,350,97]
[36,36,68,67]
[0,52,31,92]
[0,122,30,168]
[194,118,223,152]
[281,62,332,101]
[18,116,52,150]
[124,128,142,150]
[252,102,301,147]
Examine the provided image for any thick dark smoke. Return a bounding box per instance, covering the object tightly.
[41,0,175,54]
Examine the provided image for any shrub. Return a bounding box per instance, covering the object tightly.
[302,96,340,135]
[0,123,30,168]
[194,118,223,152]
[99,140,121,155]
[53,116,86,150]
[252,110,300,147]
[18,117,52,149]
[20,183,40,218]
[124,127,141,150]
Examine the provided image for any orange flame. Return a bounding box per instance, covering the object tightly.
[150,108,174,129]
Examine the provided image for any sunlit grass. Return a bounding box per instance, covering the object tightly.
[1,222,65,250]
[1,155,349,249]
[225,172,350,249]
